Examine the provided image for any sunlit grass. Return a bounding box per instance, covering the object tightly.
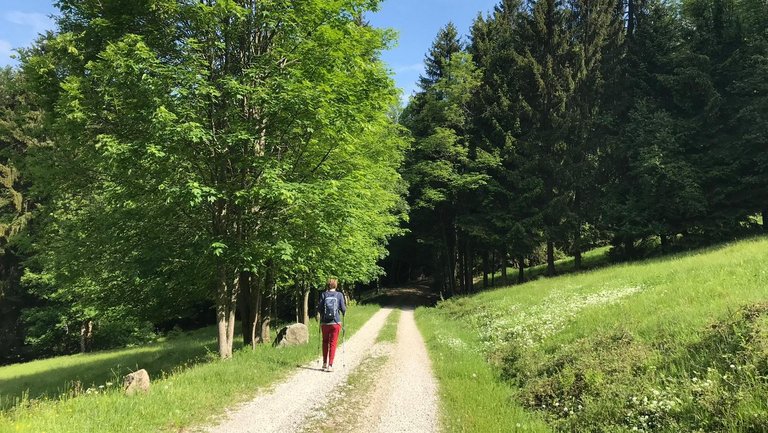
[375,309,401,343]
[0,305,379,433]
[418,236,768,432]
[0,327,218,410]
[415,307,551,433]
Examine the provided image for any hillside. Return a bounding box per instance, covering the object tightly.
[416,236,768,432]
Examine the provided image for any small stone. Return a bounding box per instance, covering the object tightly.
[123,369,150,395]
[274,323,309,347]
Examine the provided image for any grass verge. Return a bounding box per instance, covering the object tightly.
[0,304,379,433]
[415,307,551,433]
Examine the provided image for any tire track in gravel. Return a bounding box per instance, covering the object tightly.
[306,307,440,433]
[365,308,439,433]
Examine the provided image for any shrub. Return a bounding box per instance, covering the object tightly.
[498,304,768,432]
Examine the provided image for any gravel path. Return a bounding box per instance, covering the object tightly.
[202,298,440,433]
[362,308,439,433]
[202,307,393,433]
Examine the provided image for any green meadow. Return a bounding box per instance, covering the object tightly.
[0,305,378,433]
[417,236,768,432]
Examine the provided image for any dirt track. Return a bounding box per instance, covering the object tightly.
[201,287,440,433]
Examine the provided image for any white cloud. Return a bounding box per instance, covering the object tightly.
[394,63,424,73]
[0,39,12,57]
[4,11,53,34]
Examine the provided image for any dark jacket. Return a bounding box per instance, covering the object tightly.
[317,290,346,324]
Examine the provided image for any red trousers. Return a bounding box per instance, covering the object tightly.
[321,324,341,366]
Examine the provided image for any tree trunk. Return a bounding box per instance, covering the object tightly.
[238,271,255,347]
[762,208,767,231]
[302,283,310,326]
[627,0,635,36]
[660,233,669,253]
[491,251,496,287]
[457,238,466,294]
[466,242,474,293]
[459,239,469,294]
[226,281,237,355]
[258,264,275,345]
[250,274,263,349]
[216,266,234,359]
[445,217,458,296]
[80,319,93,353]
[573,222,582,270]
[214,262,239,358]
[501,249,507,282]
[213,193,238,358]
[546,240,555,276]
[518,256,525,284]
[482,250,489,289]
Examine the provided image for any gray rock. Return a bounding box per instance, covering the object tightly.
[274,323,309,347]
[123,369,150,395]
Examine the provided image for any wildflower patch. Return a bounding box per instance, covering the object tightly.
[465,285,644,352]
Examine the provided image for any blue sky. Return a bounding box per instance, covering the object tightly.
[0,0,499,99]
[368,0,499,99]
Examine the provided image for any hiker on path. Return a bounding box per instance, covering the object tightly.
[317,278,346,372]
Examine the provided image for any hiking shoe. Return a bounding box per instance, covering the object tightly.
[326,365,334,372]
[321,363,328,371]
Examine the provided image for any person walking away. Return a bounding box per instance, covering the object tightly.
[317,278,346,372]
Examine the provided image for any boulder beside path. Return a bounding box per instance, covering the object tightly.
[124,369,151,395]
[274,323,309,347]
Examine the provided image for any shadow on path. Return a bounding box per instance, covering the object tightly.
[361,284,439,309]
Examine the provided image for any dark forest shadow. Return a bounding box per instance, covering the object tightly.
[361,284,439,309]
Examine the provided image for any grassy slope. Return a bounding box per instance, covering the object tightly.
[0,304,379,433]
[0,327,220,410]
[417,236,768,432]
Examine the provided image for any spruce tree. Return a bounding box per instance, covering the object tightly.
[418,22,464,90]
[402,24,487,296]
[514,0,580,275]
[468,0,543,282]
[564,0,622,267]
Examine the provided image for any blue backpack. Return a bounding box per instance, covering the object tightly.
[322,294,339,323]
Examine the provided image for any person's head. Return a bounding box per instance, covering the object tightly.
[327,278,338,291]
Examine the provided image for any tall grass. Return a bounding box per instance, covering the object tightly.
[0,305,379,433]
[416,308,551,432]
[418,236,768,432]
